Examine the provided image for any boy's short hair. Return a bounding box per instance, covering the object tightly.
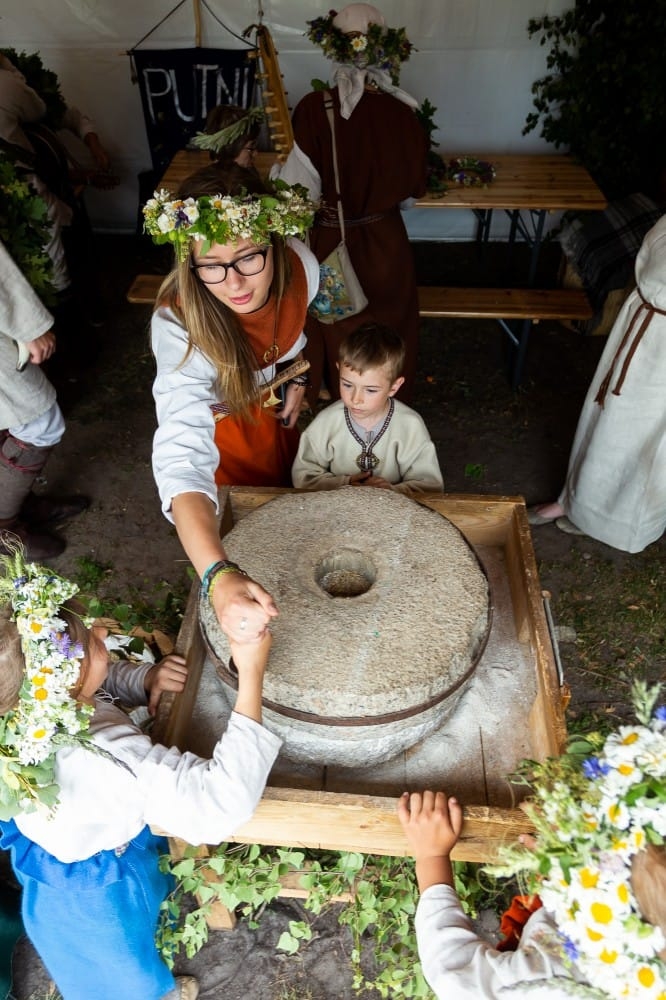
[338,323,405,383]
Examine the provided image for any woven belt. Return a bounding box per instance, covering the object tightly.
[317,211,386,228]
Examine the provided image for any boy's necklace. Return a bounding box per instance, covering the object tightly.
[344,398,394,471]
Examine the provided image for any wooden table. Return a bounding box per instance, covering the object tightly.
[157,148,277,192]
[148,149,606,386]
[416,153,608,284]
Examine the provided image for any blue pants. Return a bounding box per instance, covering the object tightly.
[0,820,176,1000]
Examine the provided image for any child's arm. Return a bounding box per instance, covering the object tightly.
[143,653,188,715]
[228,631,271,724]
[397,790,463,892]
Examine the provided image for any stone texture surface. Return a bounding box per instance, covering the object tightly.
[200,488,490,765]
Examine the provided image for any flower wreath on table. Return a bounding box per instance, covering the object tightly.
[142,180,317,263]
[0,548,95,819]
[306,11,413,82]
[486,680,666,1000]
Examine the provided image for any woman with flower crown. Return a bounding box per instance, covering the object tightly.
[0,547,281,1000]
[144,165,320,645]
[397,682,666,1000]
[274,3,429,407]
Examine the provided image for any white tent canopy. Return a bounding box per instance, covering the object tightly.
[1,0,569,237]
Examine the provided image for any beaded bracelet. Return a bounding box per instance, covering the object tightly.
[201,559,246,599]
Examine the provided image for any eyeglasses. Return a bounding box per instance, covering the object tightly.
[190,247,271,285]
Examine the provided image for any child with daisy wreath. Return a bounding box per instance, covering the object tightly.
[398,681,666,1000]
[0,542,281,1000]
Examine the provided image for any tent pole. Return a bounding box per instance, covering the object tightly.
[193,0,202,46]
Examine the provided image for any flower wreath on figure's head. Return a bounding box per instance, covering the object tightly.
[306,11,413,81]
[0,544,94,819]
[142,180,317,263]
[190,106,265,156]
[487,680,666,1000]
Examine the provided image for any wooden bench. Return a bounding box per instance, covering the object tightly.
[418,285,593,387]
[127,275,592,387]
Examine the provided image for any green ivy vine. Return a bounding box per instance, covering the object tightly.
[523,1,666,200]
[157,843,512,998]
[0,150,56,303]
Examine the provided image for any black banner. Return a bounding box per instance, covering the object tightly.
[132,47,257,173]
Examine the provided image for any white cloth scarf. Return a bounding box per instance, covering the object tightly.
[332,63,419,119]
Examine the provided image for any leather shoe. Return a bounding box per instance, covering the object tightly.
[0,524,66,561]
[20,493,90,526]
[556,516,586,536]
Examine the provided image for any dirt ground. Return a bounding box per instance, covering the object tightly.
[6,233,665,999]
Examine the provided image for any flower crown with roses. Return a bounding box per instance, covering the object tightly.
[487,680,666,1000]
[142,180,317,263]
[306,12,413,82]
[0,546,94,819]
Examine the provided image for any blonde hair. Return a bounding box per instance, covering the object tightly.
[156,165,292,416]
[339,322,406,383]
[631,844,666,959]
[0,600,90,713]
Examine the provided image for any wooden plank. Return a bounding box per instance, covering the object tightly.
[128,273,592,326]
[158,148,278,193]
[156,151,606,212]
[418,286,592,320]
[416,154,607,211]
[228,788,533,863]
[127,273,164,304]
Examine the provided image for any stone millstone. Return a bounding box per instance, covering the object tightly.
[200,488,490,766]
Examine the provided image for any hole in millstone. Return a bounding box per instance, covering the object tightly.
[315,548,377,598]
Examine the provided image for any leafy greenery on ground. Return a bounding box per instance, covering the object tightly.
[72,554,190,640]
[158,845,515,1000]
[539,548,665,732]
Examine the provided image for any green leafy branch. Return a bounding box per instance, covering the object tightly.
[157,843,513,998]
[0,151,56,304]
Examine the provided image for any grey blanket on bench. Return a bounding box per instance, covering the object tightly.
[559,193,661,310]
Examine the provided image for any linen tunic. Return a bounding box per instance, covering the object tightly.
[276,87,428,402]
[14,656,281,860]
[151,238,319,519]
[559,215,666,552]
[416,885,587,999]
[291,398,443,493]
[0,241,56,429]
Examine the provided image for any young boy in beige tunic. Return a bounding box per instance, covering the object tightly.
[292,323,443,493]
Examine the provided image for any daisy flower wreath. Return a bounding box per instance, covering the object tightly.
[0,548,94,819]
[306,12,413,82]
[487,680,666,1000]
[142,180,317,263]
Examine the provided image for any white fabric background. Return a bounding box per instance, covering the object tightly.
[1,0,569,236]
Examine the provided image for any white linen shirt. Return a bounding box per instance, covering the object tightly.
[415,885,588,999]
[291,399,443,493]
[151,237,320,521]
[15,659,282,862]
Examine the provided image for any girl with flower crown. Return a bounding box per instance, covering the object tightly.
[397,684,666,1000]
[0,549,281,1000]
[144,165,319,645]
[273,3,429,407]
